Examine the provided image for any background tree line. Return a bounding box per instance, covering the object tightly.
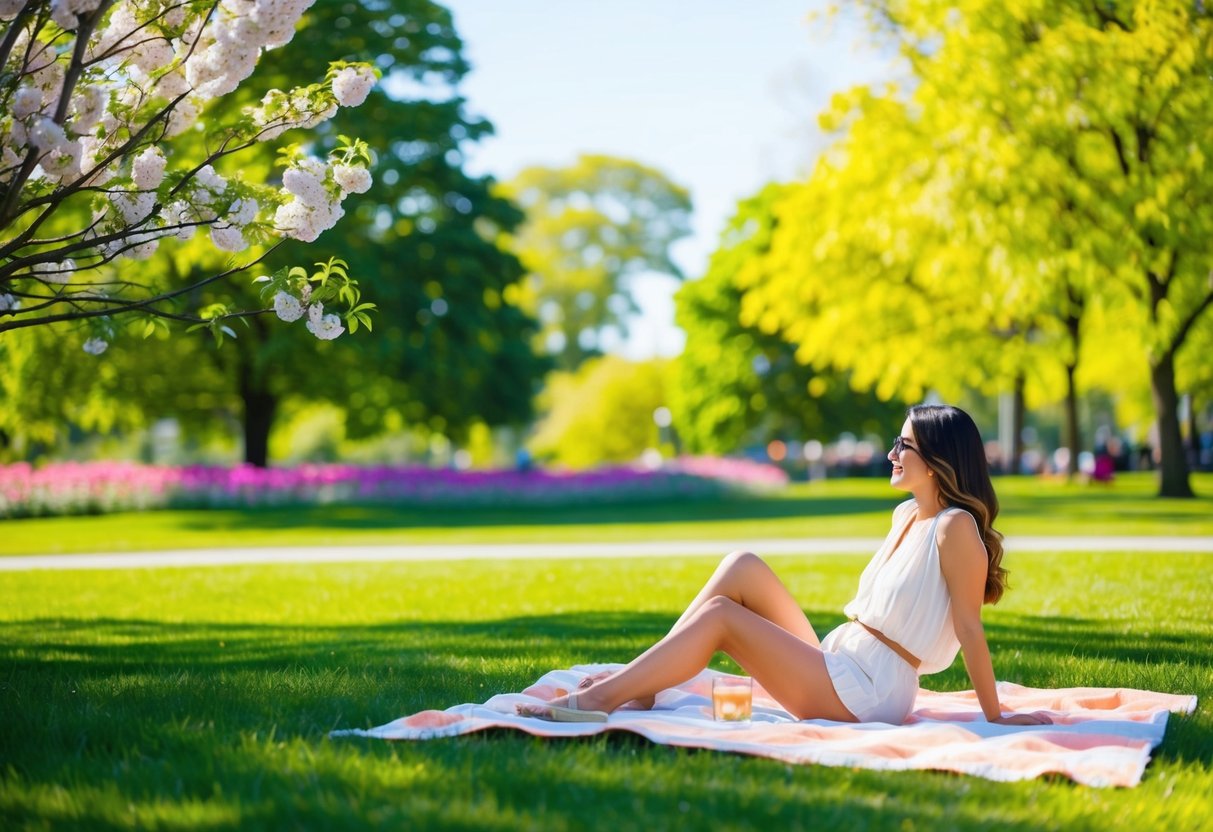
[2,0,1209,499]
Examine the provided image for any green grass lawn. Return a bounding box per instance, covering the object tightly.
[3,472,1212,556]
[1,546,1210,830]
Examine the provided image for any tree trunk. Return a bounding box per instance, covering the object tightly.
[1063,365,1080,478]
[1150,353,1193,497]
[1011,376,1026,475]
[1061,302,1083,478]
[239,360,276,469]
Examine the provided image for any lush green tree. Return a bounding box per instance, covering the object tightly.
[749,0,1213,495]
[528,356,671,469]
[0,316,234,460]
[895,0,1213,495]
[1,1,549,466]
[674,183,906,454]
[198,0,549,465]
[497,154,693,371]
[738,85,1062,481]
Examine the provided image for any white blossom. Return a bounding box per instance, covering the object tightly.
[78,136,115,186]
[210,223,246,251]
[12,86,42,119]
[0,145,21,174]
[306,302,344,340]
[3,0,368,338]
[28,118,67,153]
[111,190,156,224]
[132,146,166,190]
[249,90,293,141]
[30,55,64,114]
[32,259,76,285]
[248,0,316,48]
[82,337,108,355]
[194,164,228,197]
[154,69,191,100]
[40,138,82,180]
[163,3,186,27]
[189,165,227,220]
[187,39,259,99]
[123,231,160,260]
[162,201,196,241]
[304,101,338,129]
[50,0,102,30]
[8,119,27,148]
[297,155,328,178]
[165,96,201,138]
[68,85,106,133]
[128,35,174,74]
[282,165,329,207]
[86,2,138,62]
[272,290,304,322]
[333,164,372,195]
[274,198,344,243]
[250,85,341,141]
[227,197,259,226]
[182,0,316,100]
[332,66,375,107]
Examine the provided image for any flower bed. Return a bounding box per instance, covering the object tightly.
[0,458,788,519]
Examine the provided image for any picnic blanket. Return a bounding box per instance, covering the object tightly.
[330,664,1197,787]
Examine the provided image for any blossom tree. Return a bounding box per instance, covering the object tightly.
[0,0,379,352]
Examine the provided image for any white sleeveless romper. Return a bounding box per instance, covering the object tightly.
[821,501,971,724]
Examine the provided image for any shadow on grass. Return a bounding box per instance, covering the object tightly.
[0,610,1207,829]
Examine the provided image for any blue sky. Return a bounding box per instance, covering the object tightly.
[440,1,895,358]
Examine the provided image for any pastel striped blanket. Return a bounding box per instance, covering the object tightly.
[331,664,1196,787]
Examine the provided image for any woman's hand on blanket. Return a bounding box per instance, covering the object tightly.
[994,711,1053,726]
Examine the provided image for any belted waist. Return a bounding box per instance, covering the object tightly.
[854,620,921,670]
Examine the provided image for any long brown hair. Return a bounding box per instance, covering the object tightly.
[908,404,1007,604]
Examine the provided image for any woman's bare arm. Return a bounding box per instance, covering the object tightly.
[938,513,1050,725]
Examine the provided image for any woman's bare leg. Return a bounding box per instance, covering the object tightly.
[575,672,653,710]
[669,551,820,646]
[553,596,855,721]
[572,552,819,708]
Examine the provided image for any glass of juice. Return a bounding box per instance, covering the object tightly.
[712,675,752,722]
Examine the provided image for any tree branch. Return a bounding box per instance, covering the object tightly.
[0,1,221,251]
[1089,1,1131,32]
[0,1,35,70]
[0,3,110,225]
[0,243,281,334]
[1166,277,1213,364]
[1108,127,1132,176]
[0,87,183,251]
[52,1,116,125]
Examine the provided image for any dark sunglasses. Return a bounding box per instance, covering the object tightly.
[892,436,918,456]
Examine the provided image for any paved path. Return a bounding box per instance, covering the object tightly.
[1,536,1210,571]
